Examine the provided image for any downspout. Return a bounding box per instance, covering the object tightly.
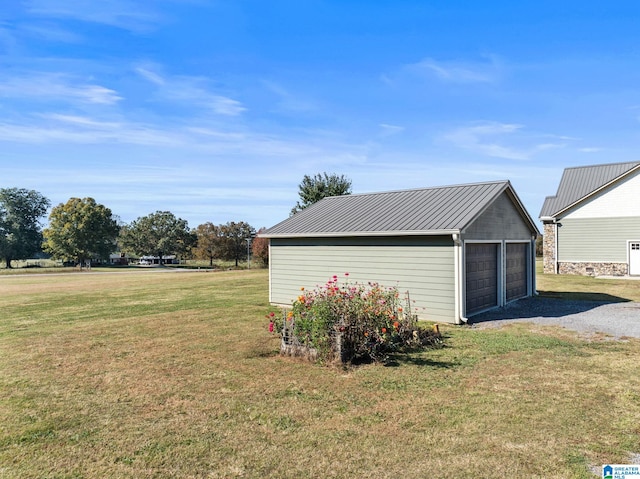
[531,234,538,296]
[452,233,468,324]
[268,239,273,303]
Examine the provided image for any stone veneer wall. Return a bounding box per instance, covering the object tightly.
[542,223,556,274]
[558,262,628,277]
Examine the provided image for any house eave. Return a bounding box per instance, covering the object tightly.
[260,229,461,239]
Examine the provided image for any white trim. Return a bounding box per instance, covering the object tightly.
[452,234,467,324]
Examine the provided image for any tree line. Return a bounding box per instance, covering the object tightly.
[0,173,351,269]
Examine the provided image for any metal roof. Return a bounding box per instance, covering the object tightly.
[539,161,640,219]
[263,180,537,238]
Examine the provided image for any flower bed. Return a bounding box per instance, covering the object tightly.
[268,274,442,364]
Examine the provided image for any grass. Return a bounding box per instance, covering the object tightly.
[0,259,256,275]
[1,268,639,478]
[536,259,640,302]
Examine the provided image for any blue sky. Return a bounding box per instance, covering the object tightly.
[3,1,640,230]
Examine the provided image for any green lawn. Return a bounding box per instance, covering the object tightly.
[1,268,639,478]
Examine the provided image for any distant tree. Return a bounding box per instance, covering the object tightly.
[0,188,50,268]
[42,197,119,266]
[535,235,544,257]
[194,222,223,267]
[251,227,269,267]
[291,172,352,215]
[219,221,255,267]
[120,211,197,264]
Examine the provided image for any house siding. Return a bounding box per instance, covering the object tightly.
[269,236,456,323]
[562,170,640,219]
[463,192,534,241]
[557,217,640,262]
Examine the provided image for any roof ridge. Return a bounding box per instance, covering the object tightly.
[562,160,640,171]
[327,179,510,199]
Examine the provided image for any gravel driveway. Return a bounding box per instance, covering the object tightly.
[469,296,640,339]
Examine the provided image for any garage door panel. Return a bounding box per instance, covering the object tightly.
[506,243,527,302]
[466,243,498,315]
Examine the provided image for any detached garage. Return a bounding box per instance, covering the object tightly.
[261,180,539,324]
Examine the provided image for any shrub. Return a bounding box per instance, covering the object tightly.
[269,274,442,363]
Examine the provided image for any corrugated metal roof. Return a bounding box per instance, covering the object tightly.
[539,161,640,219]
[263,180,534,237]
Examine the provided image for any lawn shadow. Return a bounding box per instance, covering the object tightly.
[538,291,631,302]
[469,294,631,324]
[384,347,456,369]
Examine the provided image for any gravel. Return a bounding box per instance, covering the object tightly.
[469,296,640,339]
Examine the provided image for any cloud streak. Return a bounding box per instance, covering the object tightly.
[442,121,567,160]
[135,65,247,116]
[25,0,162,32]
[0,71,122,104]
[403,55,503,84]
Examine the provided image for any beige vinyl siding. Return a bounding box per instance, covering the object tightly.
[558,217,640,262]
[463,192,534,241]
[269,236,456,323]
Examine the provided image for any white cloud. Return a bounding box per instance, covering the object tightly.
[442,121,566,160]
[25,0,161,32]
[403,55,503,84]
[262,80,319,113]
[135,65,246,116]
[0,72,122,104]
[20,23,83,43]
[135,67,165,86]
[379,123,404,137]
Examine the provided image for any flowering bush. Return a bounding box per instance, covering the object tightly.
[269,274,441,363]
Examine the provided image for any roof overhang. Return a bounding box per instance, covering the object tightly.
[260,229,461,239]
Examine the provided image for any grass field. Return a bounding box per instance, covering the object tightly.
[1,268,640,478]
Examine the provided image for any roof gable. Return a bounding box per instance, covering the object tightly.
[540,161,640,219]
[263,180,537,238]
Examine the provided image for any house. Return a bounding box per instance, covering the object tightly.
[539,161,640,276]
[109,252,134,265]
[261,180,539,324]
[138,255,180,265]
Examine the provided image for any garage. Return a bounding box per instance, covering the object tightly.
[465,243,499,315]
[506,243,528,301]
[263,180,539,324]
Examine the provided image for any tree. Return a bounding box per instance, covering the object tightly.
[219,221,255,267]
[251,227,269,267]
[120,211,196,264]
[42,197,119,266]
[194,222,223,267]
[0,188,50,268]
[291,172,352,215]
